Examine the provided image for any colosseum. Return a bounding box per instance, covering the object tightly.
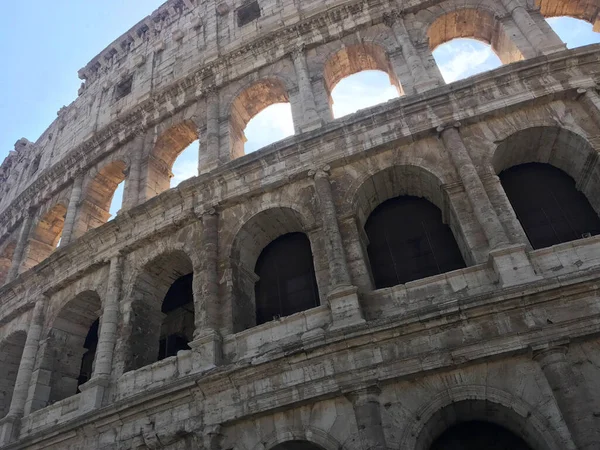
[1,0,600,448]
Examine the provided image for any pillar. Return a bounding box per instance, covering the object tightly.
[189,209,222,371]
[6,208,36,282]
[122,136,146,210]
[291,46,322,132]
[345,386,387,450]
[386,12,440,93]
[438,123,540,286]
[0,296,48,445]
[310,166,365,328]
[578,88,600,132]
[60,175,84,246]
[201,87,222,173]
[79,255,123,412]
[501,0,565,55]
[533,344,599,449]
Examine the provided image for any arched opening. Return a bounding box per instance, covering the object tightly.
[500,163,600,249]
[415,399,545,450]
[230,79,294,158]
[108,181,125,219]
[365,196,466,288]
[546,16,600,48]
[44,291,101,406]
[171,140,199,187]
[324,43,402,118]
[0,331,27,418]
[428,9,523,82]
[0,240,16,286]
[254,232,319,325]
[126,251,194,372]
[537,0,600,30]
[147,121,199,199]
[270,441,327,450]
[75,160,127,240]
[21,203,67,272]
[430,421,533,449]
[230,207,323,332]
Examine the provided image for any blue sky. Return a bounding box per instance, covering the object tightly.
[0,5,598,217]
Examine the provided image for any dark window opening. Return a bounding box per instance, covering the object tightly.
[30,155,41,176]
[157,273,194,361]
[430,421,532,450]
[115,76,133,100]
[254,232,319,325]
[237,1,261,27]
[77,318,99,390]
[500,163,600,250]
[365,196,466,289]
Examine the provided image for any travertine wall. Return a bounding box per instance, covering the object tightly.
[1,0,600,448]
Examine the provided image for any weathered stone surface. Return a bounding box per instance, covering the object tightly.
[0,0,599,448]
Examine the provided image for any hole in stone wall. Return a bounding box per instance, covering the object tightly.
[432,38,502,83]
[171,139,199,187]
[115,76,133,100]
[546,16,600,48]
[330,70,399,118]
[237,1,261,27]
[158,273,194,360]
[244,103,294,154]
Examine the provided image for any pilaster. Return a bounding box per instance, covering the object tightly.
[345,385,387,450]
[6,208,36,282]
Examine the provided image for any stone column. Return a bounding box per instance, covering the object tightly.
[189,209,222,371]
[386,12,440,93]
[0,296,48,445]
[501,0,564,55]
[291,46,321,132]
[6,208,36,282]
[201,87,222,173]
[578,87,600,132]
[438,123,540,286]
[438,124,509,250]
[79,255,123,412]
[345,386,387,450]
[533,344,599,449]
[310,166,364,328]
[122,135,147,210]
[60,175,84,247]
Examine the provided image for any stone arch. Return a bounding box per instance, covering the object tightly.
[229,77,293,159]
[21,203,67,272]
[491,126,600,214]
[254,428,343,450]
[323,42,402,108]
[0,239,16,286]
[228,206,323,332]
[74,159,128,239]
[146,120,199,199]
[536,0,600,25]
[37,290,102,408]
[0,330,27,418]
[123,249,195,372]
[427,7,524,65]
[402,387,569,450]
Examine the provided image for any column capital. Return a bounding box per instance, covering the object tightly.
[382,10,403,28]
[343,383,382,404]
[531,340,570,366]
[308,164,331,179]
[291,44,306,60]
[436,121,461,135]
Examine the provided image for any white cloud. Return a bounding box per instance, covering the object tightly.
[332,71,399,118]
[245,103,295,153]
[171,141,199,187]
[434,40,500,83]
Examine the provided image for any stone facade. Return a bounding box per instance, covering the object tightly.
[0,0,600,448]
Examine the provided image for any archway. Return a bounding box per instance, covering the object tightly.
[0,331,27,418]
[229,79,295,158]
[546,16,600,48]
[21,203,67,272]
[536,0,600,27]
[500,163,600,249]
[365,196,466,288]
[147,121,199,199]
[415,399,546,450]
[125,250,195,371]
[254,232,319,325]
[324,43,402,118]
[45,291,101,406]
[75,160,127,239]
[270,441,327,450]
[230,207,322,332]
[430,421,533,449]
[428,9,523,82]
